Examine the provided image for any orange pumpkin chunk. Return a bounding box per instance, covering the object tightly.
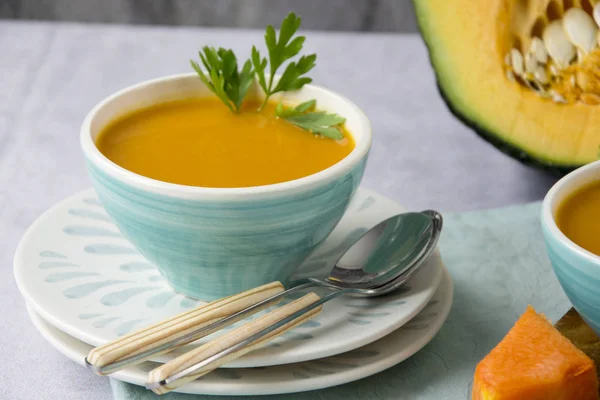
[472,306,599,400]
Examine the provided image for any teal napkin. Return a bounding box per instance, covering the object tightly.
[110,202,571,400]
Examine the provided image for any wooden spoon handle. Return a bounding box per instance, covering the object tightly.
[147,292,323,395]
[86,281,284,375]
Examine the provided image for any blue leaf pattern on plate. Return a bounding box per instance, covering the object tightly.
[63,225,122,237]
[120,261,154,272]
[280,332,313,341]
[101,287,160,306]
[39,261,79,269]
[84,244,138,255]
[82,198,103,206]
[63,280,130,299]
[45,272,100,282]
[347,318,371,325]
[146,291,176,309]
[39,250,67,258]
[347,311,390,318]
[78,313,102,320]
[298,320,321,328]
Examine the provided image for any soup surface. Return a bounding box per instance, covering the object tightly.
[556,181,600,256]
[96,97,355,188]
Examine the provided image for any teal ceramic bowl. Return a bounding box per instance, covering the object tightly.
[81,74,371,300]
[542,160,600,334]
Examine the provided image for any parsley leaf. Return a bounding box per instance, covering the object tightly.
[275,100,346,140]
[191,46,254,113]
[190,13,346,141]
[252,12,316,110]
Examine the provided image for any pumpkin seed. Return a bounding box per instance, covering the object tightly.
[538,90,551,98]
[580,92,600,104]
[543,21,576,69]
[529,78,546,92]
[563,8,598,54]
[530,37,548,64]
[534,66,549,84]
[550,90,567,103]
[522,76,544,94]
[594,3,600,27]
[506,69,516,82]
[504,5,600,104]
[510,48,525,75]
[524,52,538,73]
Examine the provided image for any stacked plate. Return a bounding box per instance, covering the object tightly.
[14,187,453,396]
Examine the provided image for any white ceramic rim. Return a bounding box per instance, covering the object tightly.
[542,159,600,264]
[80,73,372,201]
[23,268,453,396]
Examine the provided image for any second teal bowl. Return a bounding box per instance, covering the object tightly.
[542,160,600,335]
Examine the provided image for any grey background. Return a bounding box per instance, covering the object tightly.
[0,16,560,400]
[1,0,418,32]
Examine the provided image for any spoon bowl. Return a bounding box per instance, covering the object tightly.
[321,210,443,290]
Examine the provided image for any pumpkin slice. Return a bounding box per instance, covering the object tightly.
[414,0,600,175]
[473,306,598,400]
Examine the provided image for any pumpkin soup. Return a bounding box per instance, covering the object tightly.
[556,181,600,256]
[96,97,355,188]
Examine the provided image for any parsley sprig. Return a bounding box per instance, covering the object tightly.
[191,47,254,113]
[190,12,346,140]
[275,100,345,140]
[252,12,316,111]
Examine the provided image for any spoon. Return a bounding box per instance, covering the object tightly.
[146,210,442,393]
[86,210,442,377]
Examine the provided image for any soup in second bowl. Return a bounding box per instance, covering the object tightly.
[96,97,355,188]
[556,180,600,256]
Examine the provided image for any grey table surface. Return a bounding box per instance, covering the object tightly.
[0,21,559,400]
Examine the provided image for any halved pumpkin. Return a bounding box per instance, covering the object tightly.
[414,0,600,175]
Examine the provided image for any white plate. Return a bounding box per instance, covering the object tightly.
[14,187,443,367]
[26,267,453,396]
